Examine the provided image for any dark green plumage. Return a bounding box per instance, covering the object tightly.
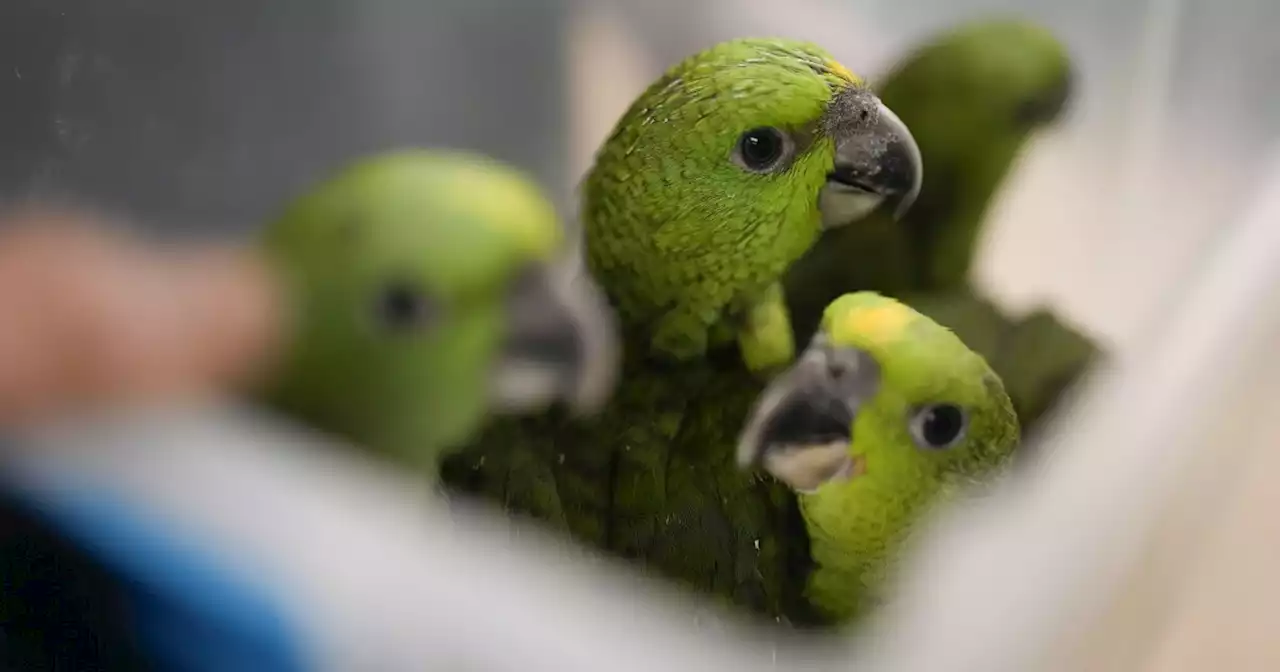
[442,342,803,618]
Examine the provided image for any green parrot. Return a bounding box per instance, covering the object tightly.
[584,37,922,375]
[257,149,618,479]
[440,37,923,618]
[736,291,1020,625]
[784,18,1099,433]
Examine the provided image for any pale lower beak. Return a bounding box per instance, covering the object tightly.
[821,101,924,227]
[489,262,619,416]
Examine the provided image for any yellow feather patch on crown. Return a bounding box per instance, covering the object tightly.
[824,59,861,85]
[836,302,916,348]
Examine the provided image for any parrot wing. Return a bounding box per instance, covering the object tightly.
[440,354,805,621]
[440,353,692,550]
[991,308,1101,433]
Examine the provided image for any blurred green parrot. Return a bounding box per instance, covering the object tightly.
[785,19,1100,435]
[258,150,618,481]
[736,292,1020,626]
[440,37,923,617]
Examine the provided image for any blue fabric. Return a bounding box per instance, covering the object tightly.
[1,477,314,672]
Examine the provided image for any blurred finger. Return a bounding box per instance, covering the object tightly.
[0,208,284,426]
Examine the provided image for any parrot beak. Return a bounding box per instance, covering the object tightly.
[488,260,619,417]
[1016,64,1074,127]
[736,333,881,493]
[820,92,924,228]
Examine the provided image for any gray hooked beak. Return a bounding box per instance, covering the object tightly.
[1017,63,1075,127]
[819,89,924,228]
[736,333,881,493]
[488,260,619,417]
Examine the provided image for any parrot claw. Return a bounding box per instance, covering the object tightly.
[735,283,797,376]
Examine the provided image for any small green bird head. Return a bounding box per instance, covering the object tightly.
[737,292,1019,620]
[584,37,922,336]
[739,291,1018,493]
[880,18,1074,288]
[259,150,618,470]
[882,18,1072,167]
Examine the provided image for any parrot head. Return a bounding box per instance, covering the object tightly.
[736,292,1019,619]
[259,150,618,468]
[880,18,1074,288]
[583,37,922,327]
[882,18,1073,161]
[738,291,1018,495]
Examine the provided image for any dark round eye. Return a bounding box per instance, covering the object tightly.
[735,127,788,172]
[908,404,968,450]
[373,281,437,332]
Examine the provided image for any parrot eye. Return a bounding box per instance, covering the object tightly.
[908,403,968,450]
[734,127,791,173]
[372,281,438,332]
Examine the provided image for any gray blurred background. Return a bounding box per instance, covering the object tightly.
[1,0,1277,356]
[0,0,570,234]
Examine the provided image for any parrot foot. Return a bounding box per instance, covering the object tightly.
[735,283,796,377]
